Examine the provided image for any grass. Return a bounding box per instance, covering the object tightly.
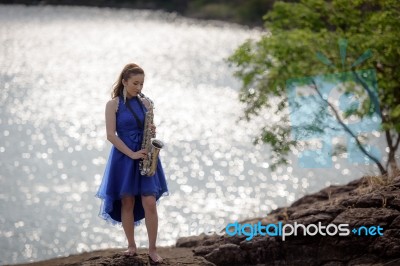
[364,168,399,190]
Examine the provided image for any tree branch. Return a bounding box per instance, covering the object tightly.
[310,79,386,175]
[394,133,400,151]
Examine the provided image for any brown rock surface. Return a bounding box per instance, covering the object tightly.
[191,174,400,265]
[6,247,214,266]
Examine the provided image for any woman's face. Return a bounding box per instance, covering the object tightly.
[123,74,144,97]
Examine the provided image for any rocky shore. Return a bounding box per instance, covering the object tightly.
[9,173,400,266]
[178,173,400,265]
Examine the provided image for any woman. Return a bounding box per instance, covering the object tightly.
[95,63,169,263]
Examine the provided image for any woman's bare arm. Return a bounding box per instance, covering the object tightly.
[105,98,146,160]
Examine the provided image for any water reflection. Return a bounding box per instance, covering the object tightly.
[0,4,385,265]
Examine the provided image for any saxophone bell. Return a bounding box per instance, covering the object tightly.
[144,139,164,176]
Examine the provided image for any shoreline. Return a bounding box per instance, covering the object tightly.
[5,246,213,266]
[0,1,266,29]
[7,173,400,265]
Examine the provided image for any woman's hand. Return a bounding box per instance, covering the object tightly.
[130,149,147,160]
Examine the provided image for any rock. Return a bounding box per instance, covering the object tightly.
[339,196,358,207]
[295,213,333,225]
[318,235,373,262]
[290,191,329,207]
[290,207,322,219]
[388,198,400,211]
[221,234,248,245]
[346,177,368,187]
[204,243,247,265]
[321,262,346,266]
[239,235,273,250]
[347,255,380,265]
[332,208,400,227]
[355,193,384,208]
[23,246,218,266]
[76,253,149,266]
[369,229,400,257]
[193,175,400,265]
[193,244,219,256]
[175,233,218,248]
[389,215,400,228]
[323,205,347,215]
[321,183,357,195]
[391,175,400,188]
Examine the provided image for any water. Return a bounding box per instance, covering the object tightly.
[0,4,389,265]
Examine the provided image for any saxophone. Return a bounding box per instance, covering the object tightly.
[138,93,164,176]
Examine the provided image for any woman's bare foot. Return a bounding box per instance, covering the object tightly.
[148,248,163,264]
[123,244,137,256]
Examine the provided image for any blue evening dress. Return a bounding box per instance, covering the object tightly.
[95,94,169,226]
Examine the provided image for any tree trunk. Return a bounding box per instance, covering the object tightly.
[388,133,400,175]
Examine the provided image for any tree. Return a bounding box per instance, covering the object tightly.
[227,0,400,175]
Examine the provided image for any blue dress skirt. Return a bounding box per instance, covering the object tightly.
[95,95,169,227]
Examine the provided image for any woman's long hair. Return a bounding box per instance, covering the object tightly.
[111,63,145,99]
